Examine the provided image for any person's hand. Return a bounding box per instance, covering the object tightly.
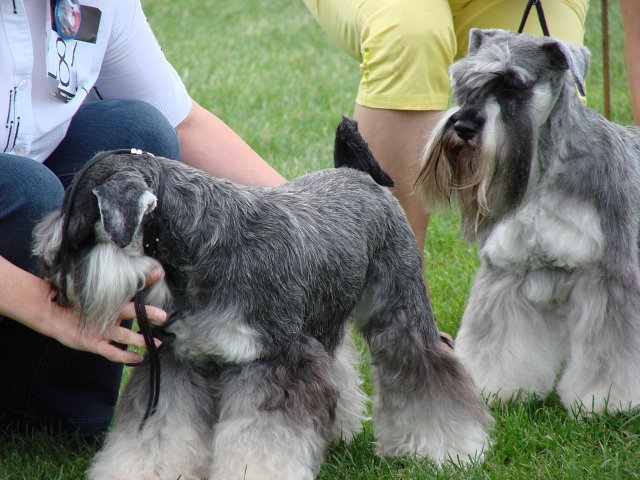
[45,268,168,363]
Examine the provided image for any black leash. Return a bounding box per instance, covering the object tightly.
[133,289,162,428]
[55,148,171,429]
[518,0,550,37]
[129,290,177,429]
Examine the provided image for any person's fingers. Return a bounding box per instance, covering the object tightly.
[114,268,167,323]
[110,325,147,348]
[94,340,144,364]
[110,325,163,349]
[144,267,164,287]
[119,302,167,325]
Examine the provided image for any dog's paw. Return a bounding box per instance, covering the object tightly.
[373,396,493,466]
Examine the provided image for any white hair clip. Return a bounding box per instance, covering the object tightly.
[130,148,155,157]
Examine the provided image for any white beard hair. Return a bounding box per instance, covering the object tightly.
[78,236,167,333]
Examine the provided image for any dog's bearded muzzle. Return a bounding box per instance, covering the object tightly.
[417,105,489,204]
[448,107,486,145]
[35,223,165,334]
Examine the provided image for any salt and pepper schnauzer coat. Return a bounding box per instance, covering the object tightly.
[34,118,491,480]
[418,28,640,414]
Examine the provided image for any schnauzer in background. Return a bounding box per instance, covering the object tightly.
[34,118,491,480]
[418,28,640,414]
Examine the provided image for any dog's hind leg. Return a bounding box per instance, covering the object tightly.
[557,272,640,414]
[455,266,568,403]
[353,240,492,465]
[209,335,336,480]
[88,353,214,480]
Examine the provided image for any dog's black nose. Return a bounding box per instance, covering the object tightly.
[453,118,481,141]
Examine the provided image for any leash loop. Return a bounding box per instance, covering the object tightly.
[518,0,550,37]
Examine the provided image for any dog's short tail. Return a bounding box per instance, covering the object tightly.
[334,117,394,188]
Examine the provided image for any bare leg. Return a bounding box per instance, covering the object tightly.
[353,105,443,275]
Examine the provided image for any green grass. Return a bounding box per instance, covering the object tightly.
[2,1,639,478]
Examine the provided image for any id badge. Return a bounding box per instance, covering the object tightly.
[45,0,101,103]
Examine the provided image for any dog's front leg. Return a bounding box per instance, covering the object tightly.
[455,264,567,403]
[209,335,335,480]
[88,353,214,480]
[557,272,640,414]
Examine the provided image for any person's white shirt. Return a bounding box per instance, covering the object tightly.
[0,0,192,162]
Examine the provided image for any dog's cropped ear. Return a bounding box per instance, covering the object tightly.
[541,38,590,96]
[467,28,502,55]
[92,171,157,248]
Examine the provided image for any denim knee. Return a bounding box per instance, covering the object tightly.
[74,99,181,159]
[0,155,64,272]
[45,99,181,188]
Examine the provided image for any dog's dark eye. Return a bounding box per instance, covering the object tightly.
[501,72,528,90]
[490,71,528,90]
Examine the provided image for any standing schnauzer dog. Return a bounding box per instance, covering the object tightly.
[418,28,640,415]
[33,118,491,480]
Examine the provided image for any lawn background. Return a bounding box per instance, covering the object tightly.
[1,0,639,478]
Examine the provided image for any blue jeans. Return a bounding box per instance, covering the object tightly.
[0,99,180,440]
